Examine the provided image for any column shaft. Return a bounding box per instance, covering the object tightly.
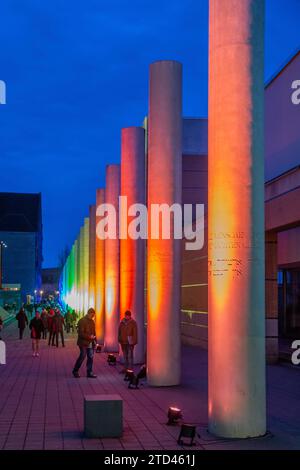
[105,165,120,351]
[95,189,106,342]
[120,127,146,364]
[147,60,182,386]
[208,0,266,437]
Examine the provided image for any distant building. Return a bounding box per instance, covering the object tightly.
[0,192,43,301]
[42,267,61,297]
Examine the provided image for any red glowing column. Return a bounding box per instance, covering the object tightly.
[120,127,146,364]
[147,61,182,386]
[89,204,96,310]
[105,165,120,352]
[208,0,266,437]
[95,188,105,342]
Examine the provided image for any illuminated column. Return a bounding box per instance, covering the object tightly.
[76,233,80,313]
[105,165,120,352]
[83,217,90,315]
[147,61,182,386]
[79,226,84,315]
[95,189,105,342]
[89,205,96,309]
[73,239,78,311]
[120,127,146,364]
[208,0,266,437]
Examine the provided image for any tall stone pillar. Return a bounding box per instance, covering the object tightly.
[147,61,182,386]
[120,127,146,364]
[78,226,84,315]
[105,165,120,352]
[73,239,78,312]
[89,205,96,309]
[83,217,90,315]
[95,189,106,342]
[208,0,266,437]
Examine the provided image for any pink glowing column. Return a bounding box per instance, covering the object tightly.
[89,204,96,309]
[147,61,182,386]
[95,188,105,342]
[105,165,120,352]
[120,127,146,364]
[208,0,266,437]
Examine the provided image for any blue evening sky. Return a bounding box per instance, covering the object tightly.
[0,0,299,267]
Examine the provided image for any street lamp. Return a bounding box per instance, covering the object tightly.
[0,241,8,290]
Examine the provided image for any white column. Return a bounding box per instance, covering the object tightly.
[147,61,182,386]
[120,127,146,364]
[105,165,120,352]
[208,0,266,437]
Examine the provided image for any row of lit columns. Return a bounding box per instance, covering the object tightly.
[60,0,266,439]
[60,59,182,386]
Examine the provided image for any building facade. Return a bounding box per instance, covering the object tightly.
[0,193,43,301]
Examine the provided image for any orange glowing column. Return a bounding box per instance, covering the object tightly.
[120,127,146,364]
[95,188,105,342]
[208,0,266,437]
[105,165,120,352]
[147,61,182,386]
[83,217,90,315]
[89,204,96,309]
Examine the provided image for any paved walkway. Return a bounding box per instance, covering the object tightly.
[0,321,299,450]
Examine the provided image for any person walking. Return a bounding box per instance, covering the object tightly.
[29,312,44,357]
[52,309,65,347]
[47,308,55,346]
[118,310,138,372]
[0,316,3,340]
[41,309,48,339]
[16,307,28,340]
[72,308,97,378]
[65,309,72,334]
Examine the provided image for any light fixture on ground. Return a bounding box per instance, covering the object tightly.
[107,353,117,365]
[177,424,196,447]
[124,369,135,382]
[167,407,182,425]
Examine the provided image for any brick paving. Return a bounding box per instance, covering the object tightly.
[0,321,299,450]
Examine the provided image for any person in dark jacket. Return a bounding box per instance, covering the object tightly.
[72,308,97,378]
[47,309,55,346]
[16,307,28,339]
[29,312,44,357]
[65,309,72,334]
[41,309,48,339]
[52,309,65,347]
[0,316,3,340]
[118,310,138,371]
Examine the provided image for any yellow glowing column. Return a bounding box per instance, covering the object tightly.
[89,205,96,309]
[120,127,146,364]
[95,188,105,342]
[147,61,182,386]
[73,239,78,311]
[208,0,266,437]
[83,217,90,315]
[105,165,120,352]
[79,226,84,315]
[76,234,80,313]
